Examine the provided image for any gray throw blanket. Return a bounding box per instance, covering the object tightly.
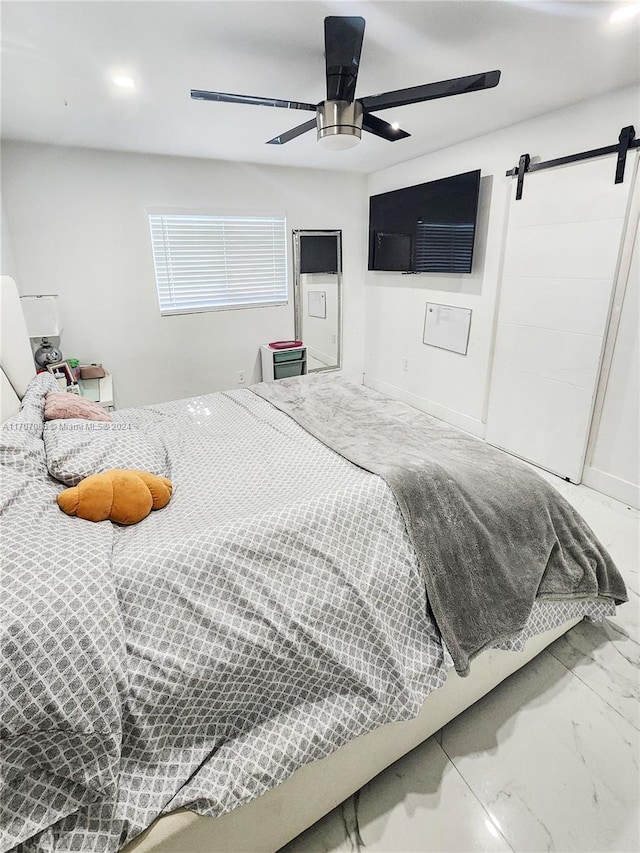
[253,375,627,676]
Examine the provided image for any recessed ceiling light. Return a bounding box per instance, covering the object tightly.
[391,121,400,130]
[609,3,640,23]
[112,74,135,89]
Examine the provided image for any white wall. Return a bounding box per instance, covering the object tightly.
[1,142,367,407]
[1,191,19,280]
[364,86,640,506]
[364,85,639,442]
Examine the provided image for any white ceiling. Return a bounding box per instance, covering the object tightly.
[1,1,639,173]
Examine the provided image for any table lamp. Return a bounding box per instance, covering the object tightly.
[20,294,63,368]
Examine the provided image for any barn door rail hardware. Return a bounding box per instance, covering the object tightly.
[506,125,639,200]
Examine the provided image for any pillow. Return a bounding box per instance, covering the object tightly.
[44,420,169,486]
[57,469,173,524]
[45,392,112,423]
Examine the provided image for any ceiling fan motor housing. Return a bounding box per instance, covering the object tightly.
[317,100,363,149]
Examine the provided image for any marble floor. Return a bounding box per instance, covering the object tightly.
[281,476,639,853]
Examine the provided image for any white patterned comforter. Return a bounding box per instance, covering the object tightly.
[0,375,615,852]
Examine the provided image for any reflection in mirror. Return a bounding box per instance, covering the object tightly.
[293,230,342,372]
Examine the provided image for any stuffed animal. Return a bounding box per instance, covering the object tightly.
[57,469,173,524]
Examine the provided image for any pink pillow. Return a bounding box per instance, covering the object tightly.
[44,392,112,423]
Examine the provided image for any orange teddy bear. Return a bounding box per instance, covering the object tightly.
[57,469,173,525]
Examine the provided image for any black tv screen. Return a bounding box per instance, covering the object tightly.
[368,169,481,273]
[299,234,339,274]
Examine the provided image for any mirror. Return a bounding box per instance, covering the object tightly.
[292,230,342,372]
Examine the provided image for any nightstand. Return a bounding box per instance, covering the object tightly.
[261,344,307,381]
[78,372,114,411]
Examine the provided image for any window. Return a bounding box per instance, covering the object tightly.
[148,212,288,315]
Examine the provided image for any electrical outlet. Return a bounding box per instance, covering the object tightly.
[331,334,337,344]
[238,370,246,385]
[402,358,409,372]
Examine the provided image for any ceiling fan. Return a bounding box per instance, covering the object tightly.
[191,16,501,151]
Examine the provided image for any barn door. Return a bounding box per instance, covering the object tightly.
[486,155,636,482]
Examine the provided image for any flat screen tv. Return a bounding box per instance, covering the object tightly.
[368,169,481,273]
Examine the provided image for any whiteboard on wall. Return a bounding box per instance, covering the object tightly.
[308,291,326,319]
[423,303,472,355]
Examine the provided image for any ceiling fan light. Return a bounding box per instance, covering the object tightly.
[318,129,361,150]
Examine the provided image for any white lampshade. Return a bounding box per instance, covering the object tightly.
[20,295,60,338]
[318,132,361,150]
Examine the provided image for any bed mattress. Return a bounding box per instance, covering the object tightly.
[0,376,617,853]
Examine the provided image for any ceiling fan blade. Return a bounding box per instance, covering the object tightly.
[324,16,365,103]
[191,90,317,112]
[360,70,501,112]
[362,113,410,142]
[266,118,318,145]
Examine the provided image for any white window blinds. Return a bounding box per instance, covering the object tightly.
[148,213,288,315]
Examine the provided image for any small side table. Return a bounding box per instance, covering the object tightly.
[78,373,114,411]
[260,344,307,381]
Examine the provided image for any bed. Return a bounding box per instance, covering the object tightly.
[0,276,627,853]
